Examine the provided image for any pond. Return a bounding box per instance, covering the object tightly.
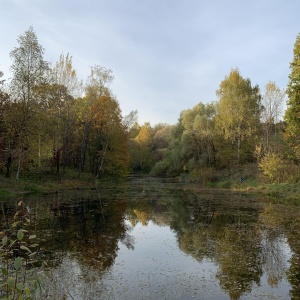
[1,177,300,299]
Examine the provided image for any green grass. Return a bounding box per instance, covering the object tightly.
[0,189,14,200]
[0,170,96,199]
[255,182,300,205]
[201,164,300,205]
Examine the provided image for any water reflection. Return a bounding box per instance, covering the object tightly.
[1,179,300,299]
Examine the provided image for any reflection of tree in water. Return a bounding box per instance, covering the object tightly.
[40,191,133,270]
[259,230,288,287]
[215,226,262,300]
[125,194,171,227]
[169,192,265,299]
[16,190,135,298]
[124,188,270,300]
[260,204,300,300]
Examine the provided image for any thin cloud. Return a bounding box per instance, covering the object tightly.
[1,0,299,124]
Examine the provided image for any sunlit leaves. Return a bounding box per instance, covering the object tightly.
[215,68,261,165]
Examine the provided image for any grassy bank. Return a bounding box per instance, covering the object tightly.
[1,168,300,205]
[0,171,96,200]
[201,165,300,205]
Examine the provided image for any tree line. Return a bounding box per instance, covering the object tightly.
[0,27,132,179]
[128,33,300,183]
[1,27,300,183]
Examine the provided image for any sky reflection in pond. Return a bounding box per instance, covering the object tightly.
[44,213,292,299]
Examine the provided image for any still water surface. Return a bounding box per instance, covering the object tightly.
[2,177,300,299]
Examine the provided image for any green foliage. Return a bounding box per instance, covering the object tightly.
[0,190,13,201]
[150,154,182,177]
[285,32,300,160]
[215,68,261,165]
[0,200,47,299]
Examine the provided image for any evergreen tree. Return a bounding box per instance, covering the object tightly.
[284,33,300,160]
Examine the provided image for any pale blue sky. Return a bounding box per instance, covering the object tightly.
[1,0,299,125]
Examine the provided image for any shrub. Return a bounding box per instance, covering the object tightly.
[259,153,299,183]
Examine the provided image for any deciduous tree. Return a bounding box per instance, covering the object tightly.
[260,82,285,155]
[9,26,49,179]
[215,68,261,166]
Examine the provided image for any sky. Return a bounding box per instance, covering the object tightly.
[1,0,300,125]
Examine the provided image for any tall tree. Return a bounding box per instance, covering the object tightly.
[32,82,75,173]
[78,65,114,175]
[51,53,83,98]
[49,54,82,172]
[256,81,287,178]
[9,26,49,179]
[10,26,49,103]
[261,82,285,154]
[89,92,129,177]
[215,68,261,166]
[284,33,300,160]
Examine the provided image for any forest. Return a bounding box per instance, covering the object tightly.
[1,27,300,187]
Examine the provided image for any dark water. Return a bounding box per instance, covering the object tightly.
[1,177,300,299]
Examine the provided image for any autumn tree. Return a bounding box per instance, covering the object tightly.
[78,65,114,174]
[256,82,287,182]
[88,92,129,177]
[43,54,83,173]
[284,33,300,160]
[75,65,128,177]
[215,68,261,166]
[51,53,83,98]
[260,82,285,154]
[130,123,154,172]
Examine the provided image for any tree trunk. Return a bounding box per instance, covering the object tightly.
[79,122,90,174]
[56,149,61,174]
[237,135,241,165]
[16,152,22,180]
[5,154,12,178]
[96,141,108,178]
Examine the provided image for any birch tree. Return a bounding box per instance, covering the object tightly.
[260,81,285,154]
[215,68,261,165]
[9,26,49,179]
